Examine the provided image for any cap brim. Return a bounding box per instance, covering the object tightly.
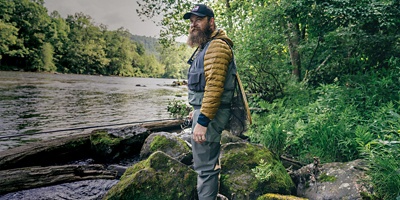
[183,12,206,19]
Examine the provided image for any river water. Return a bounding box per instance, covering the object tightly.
[0,71,187,151]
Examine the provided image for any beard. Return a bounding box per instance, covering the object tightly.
[187,23,213,48]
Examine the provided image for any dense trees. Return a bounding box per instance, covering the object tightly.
[138,0,399,198]
[0,0,190,78]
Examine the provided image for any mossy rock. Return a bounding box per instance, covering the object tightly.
[257,193,308,200]
[104,151,197,200]
[89,126,150,162]
[140,132,191,164]
[90,130,123,161]
[220,142,295,199]
[221,130,244,144]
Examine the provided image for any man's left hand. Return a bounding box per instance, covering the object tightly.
[193,123,207,144]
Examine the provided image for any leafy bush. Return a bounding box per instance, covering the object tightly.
[247,59,400,198]
[166,99,192,119]
[357,103,400,200]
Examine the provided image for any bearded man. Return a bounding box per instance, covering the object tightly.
[184,4,236,200]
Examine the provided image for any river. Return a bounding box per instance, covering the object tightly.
[0,71,187,151]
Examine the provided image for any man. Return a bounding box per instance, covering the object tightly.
[184,4,236,200]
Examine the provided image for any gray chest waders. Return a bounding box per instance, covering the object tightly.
[187,39,236,200]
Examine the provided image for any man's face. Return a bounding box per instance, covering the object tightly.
[189,15,209,36]
[187,15,213,48]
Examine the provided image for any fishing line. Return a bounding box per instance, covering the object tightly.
[0,118,179,140]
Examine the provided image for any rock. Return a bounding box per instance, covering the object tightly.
[90,126,149,162]
[257,193,308,200]
[107,164,128,178]
[104,151,197,200]
[0,179,118,200]
[172,128,192,144]
[140,132,192,165]
[293,159,373,200]
[221,130,244,144]
[220,142,296,199]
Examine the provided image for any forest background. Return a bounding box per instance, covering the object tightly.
[1,0,399,199]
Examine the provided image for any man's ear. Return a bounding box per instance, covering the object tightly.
[209,17,215,28]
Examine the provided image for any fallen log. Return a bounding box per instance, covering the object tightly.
[0,164,117,195]
[141,119,184,132]
[0,119,184,170]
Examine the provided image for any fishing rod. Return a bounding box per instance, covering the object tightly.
[0,118,180,140]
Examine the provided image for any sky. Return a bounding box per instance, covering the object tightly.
[43,0,163,38]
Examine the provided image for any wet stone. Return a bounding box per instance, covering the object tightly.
[0,179,119,200]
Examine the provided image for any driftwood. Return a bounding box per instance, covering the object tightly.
[0,133,92,170]
[0,164,117,195]
[0,119,184,170]
[0,119,184,195]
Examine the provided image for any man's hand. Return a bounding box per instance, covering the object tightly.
[193,123,207,144]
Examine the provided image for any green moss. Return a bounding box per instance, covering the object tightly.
[105,151,197,200]
[150,135,173,151]
[66,138,88,148]
[318,173,337,182]
[220,143,295,197]
[257,193,309,200]
[222,143,274,172]
[90,130,122,146]
[149,135,189,152]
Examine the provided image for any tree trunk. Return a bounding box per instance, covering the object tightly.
[0,164,117,195]
[286,21,302,81]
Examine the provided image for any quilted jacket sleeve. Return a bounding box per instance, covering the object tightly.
[200,39,233,120]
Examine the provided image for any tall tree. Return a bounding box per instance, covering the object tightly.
[0,0,51,70]
[62,13,109,74]
[48,10,70,71]
[0,21,18,62]
[103,28,138,76]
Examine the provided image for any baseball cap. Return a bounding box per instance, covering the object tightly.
[183,4,214,19]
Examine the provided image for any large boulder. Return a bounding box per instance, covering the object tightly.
[220,142,296,199]
[103,151,197,200]
[293,159,373,200]
[140,132,192,165]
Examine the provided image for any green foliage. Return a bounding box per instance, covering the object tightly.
[0,20,18,61]
[167,99,192,119]
[131,35,159,57]
[136,0,198,47]
[160,43,192,79]
[248,68,399,197]
[357,103,400,200]
[252,159,274,182]
[0,1,191,78]
[37,42,56,72]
